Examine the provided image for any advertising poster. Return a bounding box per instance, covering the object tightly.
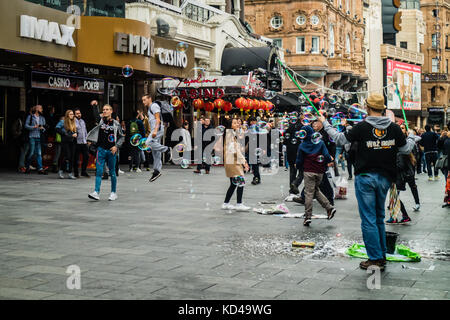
[386,59,421,110]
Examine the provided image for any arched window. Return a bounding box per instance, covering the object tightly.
[329,24,335,57]
[346,34,351,54]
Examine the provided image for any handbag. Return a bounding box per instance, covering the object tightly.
[435,154,448,170]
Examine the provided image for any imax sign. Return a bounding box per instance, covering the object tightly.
[20,15,76,47]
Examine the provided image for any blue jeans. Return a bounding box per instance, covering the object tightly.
[354,173,391,261]
[95,147,117,193]
[26,137,43,170]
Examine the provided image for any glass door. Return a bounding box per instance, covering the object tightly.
[107,83,123,121]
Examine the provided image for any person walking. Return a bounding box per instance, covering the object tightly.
[246,116,261,185]
[24,105,48,174]
[142,94,172,182]
[12,111,28,173]
[87,103,124,201]
[194,117,213,174]
[73,108,90,178]
[179,120,193,166]
[296,125,336,227]
[420,125,440,181]
[319,93,418,271]
[56,110,78,179]
[222,117,251,211]
[283,118,303,194]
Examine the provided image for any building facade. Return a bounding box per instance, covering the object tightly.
[245,0,368,94]
[420,0,450,127]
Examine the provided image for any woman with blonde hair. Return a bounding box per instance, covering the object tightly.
[56,110,78,179]
[222,117,250,211]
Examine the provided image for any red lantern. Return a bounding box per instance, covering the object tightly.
[214,99,225,109]
[259,100,267,111]
[193,99,204,110]
[223,101,233,113]
[235,97,248,110]
[251,99,260,110]
[204,101,215,112]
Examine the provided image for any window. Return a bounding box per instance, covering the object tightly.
[346,0,350,13]
[270,16,283,29]
[346,34,351,54]
[311,37,319,53]
[311,15,320,26]
[446,59,449,75]
[432,58,439,72]
[432,9,439,17]
[446,35,449,49]
[400,41,408,49]
[431,87,436,102]
[296,37,305,53]
[296,15,306,26]
[272,38,282,49]
[329,24,335,57]
[432,34,437,48]
[400,0,420,9]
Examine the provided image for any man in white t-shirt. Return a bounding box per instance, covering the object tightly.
[142,94,171,182]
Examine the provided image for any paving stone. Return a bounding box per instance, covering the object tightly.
[0,277,46,289]
[0,287,55,300]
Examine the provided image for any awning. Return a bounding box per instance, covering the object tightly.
[221,46,278,75]
[270,92,301,112]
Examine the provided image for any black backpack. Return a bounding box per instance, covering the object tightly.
[150,100,173,123]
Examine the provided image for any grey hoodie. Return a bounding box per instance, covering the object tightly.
[323,116,420,155]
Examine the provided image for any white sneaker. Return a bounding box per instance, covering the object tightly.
[118,169,124,174]
[58,170,65,179]
[413,204,420,211]
[221,203,235,210]
[88,191,100,201]
[68,173,77,180]
[235,204,251,212]
[136,168,142,173]
[108,192,118,201]
[29,165,36,170]
[434,176,440,181]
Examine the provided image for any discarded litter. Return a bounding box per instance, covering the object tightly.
[274,213,328,219]
[258,201,277,205]
[253,203,290,215]
[284,194,297,202]
[346,244,421,262]
[292,241,315,248]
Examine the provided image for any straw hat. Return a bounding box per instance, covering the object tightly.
[365,94,386,110]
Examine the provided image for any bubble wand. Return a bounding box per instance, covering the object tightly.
[277,59,321,117]
[395,84,409,131]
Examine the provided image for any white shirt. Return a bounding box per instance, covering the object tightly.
[147,102,164,133]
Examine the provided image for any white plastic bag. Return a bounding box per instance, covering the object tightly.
[335,176,348,199]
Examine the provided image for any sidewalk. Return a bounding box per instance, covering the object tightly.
[0,166,448,300]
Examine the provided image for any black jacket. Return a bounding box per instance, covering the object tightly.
[419,131,439,152]
[396,153,415,191]
[283,122,303,163]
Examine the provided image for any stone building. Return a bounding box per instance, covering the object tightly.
[244,0,368,94]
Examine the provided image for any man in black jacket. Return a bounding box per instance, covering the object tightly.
[283,119,303,194]
[420,125,440,181]
[194,117,213,174]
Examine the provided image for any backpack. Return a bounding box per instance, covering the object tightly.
[129,120,139,135]
[150,101,173,123]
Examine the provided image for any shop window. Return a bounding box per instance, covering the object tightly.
[296,37,305,54]
[311,37,319,54]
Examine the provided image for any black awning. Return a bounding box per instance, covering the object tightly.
[221,46,278,75]
[270,92,303,112]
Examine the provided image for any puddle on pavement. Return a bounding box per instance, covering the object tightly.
[404,240,450,261]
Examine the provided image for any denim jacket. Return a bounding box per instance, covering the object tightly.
[86,117,125,148]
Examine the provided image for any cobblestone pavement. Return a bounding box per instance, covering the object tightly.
[0,165,448,300]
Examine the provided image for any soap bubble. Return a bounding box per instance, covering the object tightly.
[130,134,142,146]
[302,118,311,126]
[328,94,338,104]
[231,176,245,186]
[122,65,134,78]
[255,148,263,157]
[215,125,226,136]
[289,116,298,124]
[158,77,178,96]
[317,155,325,163]
[291,138,298,144]
[298,95,307,104]
[108,134,115,143]
[328,107,337,116]
[213,156,221,165]
[180,159,190,168]
[311,132,322,144]
[284,133,291,140]
[175,143,185,153]
[296,130,307,139]
[176,42,189,52]
[138,138,151,151]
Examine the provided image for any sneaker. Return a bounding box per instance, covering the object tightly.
[68,173,77,180]
[412,204,420,212]
[428,176,433,181]
[303,218,311,226]
[251,178,258,185]
[399,217,411,224]
[149,170,162,182]
[434,176,440,181]
[193,170,201,174]
[348,176,353,180]
[88,191,100,201]
[118,169,124,174]
[129,168,133,172]
[38,169,48,175]
[235,204,251,212]
[359,259,385,271]
[58,170,65,179]
[385,217,399,224]
[29,165,36,170]
[145,168,150,172]
[221,203,235,210]
[108,192,118,201]
[205,170,210,174]
[18,167,26,173]
[81,172,90,178]
[136,168,142,173]
[327,207,337,220]
[293,196,305,205]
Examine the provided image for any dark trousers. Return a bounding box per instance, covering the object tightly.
[345,152,353,178]
[251,164,260,180]
[404,176,420,205]
[416,152,423,174]
[288,160,302,186]
[74,143,89,175]
[224,178,244,204]
[301,171,334,206]
[425,152,438,177]
[197,162,211,172]
[61,141,76,173]
[130,146,141,169]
